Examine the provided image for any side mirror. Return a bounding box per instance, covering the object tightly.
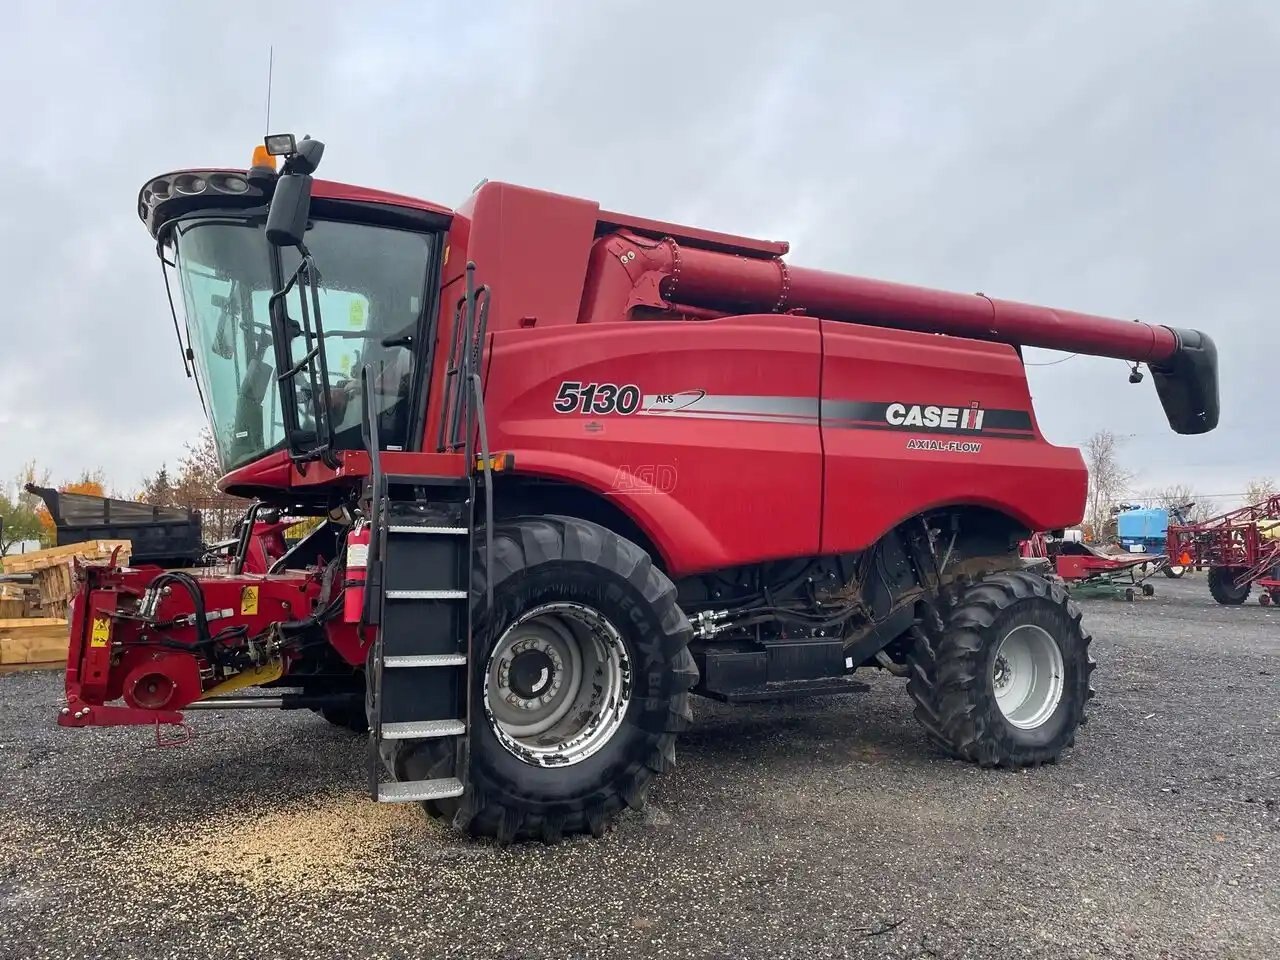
[266,173,312,247]
[292,137,325,175]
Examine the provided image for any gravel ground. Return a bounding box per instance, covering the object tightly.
[1,574,1277,960]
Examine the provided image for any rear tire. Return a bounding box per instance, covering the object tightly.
[1208,567,1251,605]
[394,516,697,843]
[907,571,1094,767]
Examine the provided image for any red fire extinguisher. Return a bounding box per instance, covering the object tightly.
[344,520,371,624]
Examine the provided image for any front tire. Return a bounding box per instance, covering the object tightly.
[1162,564,1185,579]
[319,703,368,734]
[907,571,1094,767]
[395,516,697,843]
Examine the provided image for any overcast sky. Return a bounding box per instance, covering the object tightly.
[2,1,1276,509]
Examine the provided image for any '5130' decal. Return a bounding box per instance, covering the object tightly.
[554,381,643,415]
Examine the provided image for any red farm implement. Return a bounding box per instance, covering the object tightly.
[1020,534,1161,601]
[1167,495,1280,606]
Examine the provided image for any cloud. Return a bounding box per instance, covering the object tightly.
[2,0,1276,504]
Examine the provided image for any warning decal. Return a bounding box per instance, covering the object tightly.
[90,616,111,648]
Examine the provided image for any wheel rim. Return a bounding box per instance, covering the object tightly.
[990,624,1065,730]
[483,601,632,767]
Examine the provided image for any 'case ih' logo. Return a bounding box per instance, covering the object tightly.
[885,401,985,431]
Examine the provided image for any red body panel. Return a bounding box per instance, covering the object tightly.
[482,311,1088,574]
[483,315,824,575]
[819,324,1086,553]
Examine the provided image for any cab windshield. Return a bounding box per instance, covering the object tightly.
[172,218,434,471]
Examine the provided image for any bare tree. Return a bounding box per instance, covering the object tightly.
[1243,477,1278,508]
[171,429,249,541]
[1083,430,1131,540]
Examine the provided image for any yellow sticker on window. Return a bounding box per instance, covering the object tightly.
[90,616,111,647]
[241,586,259,616]
[349,300,365,328]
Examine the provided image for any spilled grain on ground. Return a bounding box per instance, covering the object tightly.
[116,791,432,894]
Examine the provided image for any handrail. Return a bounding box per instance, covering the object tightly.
[359,362,386,800]
[268,250,338,467]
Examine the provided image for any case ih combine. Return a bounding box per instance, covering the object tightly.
[57,135,1219,842]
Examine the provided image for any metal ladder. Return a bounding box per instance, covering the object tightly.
[366,474,474,803]
[360,365,476,804]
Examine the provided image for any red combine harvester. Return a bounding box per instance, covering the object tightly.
[57,135,1219,841]
[1167,496,1280,606]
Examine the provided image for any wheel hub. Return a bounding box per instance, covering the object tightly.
[992,655,1012,691]
[484,602,633,767]
[991,624,1065,730]
[507,647,558,702]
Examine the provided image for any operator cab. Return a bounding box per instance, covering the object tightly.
[139,136,450,476]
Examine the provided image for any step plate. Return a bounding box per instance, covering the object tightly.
[380,719,466,740]
[388,525,468,535]
[385,589,468,600]
[384,653,467,668]
[378,777,465,803]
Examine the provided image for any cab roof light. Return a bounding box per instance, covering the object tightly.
[264,133,296,156]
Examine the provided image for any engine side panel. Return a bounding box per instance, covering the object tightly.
[819,322,1088,553]
[482,315,824,576]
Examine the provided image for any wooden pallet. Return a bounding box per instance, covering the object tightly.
[0,617,69,667]
[1,540,131,619]
[0,583,36,619]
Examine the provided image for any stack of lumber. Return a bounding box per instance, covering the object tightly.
[0,617,69,668]
[0,541,129,671]
[0,582,38,619]
[1,540,130,618]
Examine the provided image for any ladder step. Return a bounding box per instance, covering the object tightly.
[384,653,467,668]
[377,777,465,803]
[380,719,466,740]
[388,525,468,535]
[385,589,468,600]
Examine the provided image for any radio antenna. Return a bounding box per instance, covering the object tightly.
[264,45,274,135]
